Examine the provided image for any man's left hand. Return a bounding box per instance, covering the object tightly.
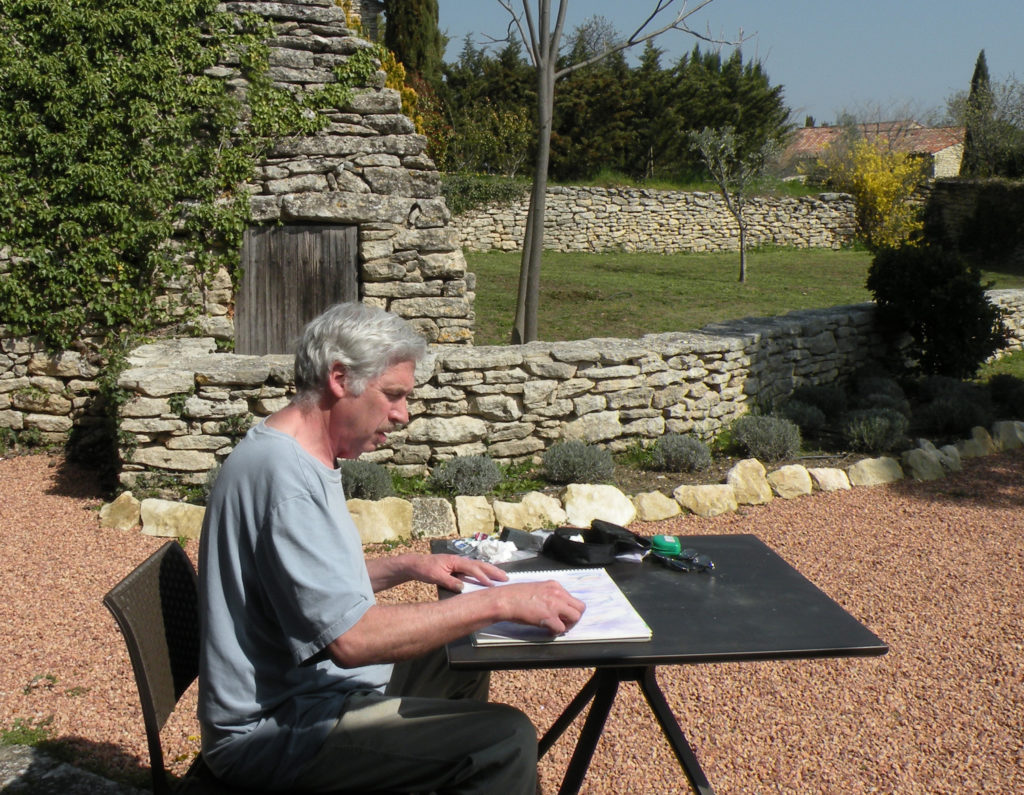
[408,553,509,592]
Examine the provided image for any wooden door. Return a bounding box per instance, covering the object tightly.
[235,225,358,355]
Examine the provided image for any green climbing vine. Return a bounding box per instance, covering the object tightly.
[0,0,377,356]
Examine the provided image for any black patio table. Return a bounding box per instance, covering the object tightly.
[435,533,888,795]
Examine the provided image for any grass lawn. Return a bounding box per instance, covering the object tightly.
[468,247,1024,346]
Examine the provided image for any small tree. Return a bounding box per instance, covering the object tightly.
[447,100,532,177]
[497,0,727,343]
[688,126,779,282]
[816,136,926,250]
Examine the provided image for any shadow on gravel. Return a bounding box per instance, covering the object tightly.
[887,449,1024,510]
[42,455,106,500]
[0,737,148,794]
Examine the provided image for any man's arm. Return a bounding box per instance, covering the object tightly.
[327,579,585,668]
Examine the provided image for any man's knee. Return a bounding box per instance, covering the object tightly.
[486,704,538,784]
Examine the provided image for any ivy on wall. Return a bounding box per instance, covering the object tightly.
[0,0,376,355]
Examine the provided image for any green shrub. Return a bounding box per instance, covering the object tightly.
[857,390,912,418]
[909,374,969,402]
[988,373,1024,419]
[429,455,503,496]
[440,173,529,215]
[840,408,909,453]
[340,460,395,501]
[647,434,712,472]
[542,441,615,484]
[854,374,905,402]
[730,415,802,461]
[914,393,994,438]
[867,243,1010,378]
[790,384,848,421]
[776,399,827,437]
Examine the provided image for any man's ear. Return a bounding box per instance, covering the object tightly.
[327,362,349,398]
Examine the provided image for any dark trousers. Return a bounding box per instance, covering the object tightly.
[290,648,537,794]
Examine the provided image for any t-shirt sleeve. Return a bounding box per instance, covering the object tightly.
[256,492,374,665]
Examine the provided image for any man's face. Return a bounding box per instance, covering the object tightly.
[331,359,416,460]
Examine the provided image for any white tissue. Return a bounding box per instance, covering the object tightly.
[476,538,518,564]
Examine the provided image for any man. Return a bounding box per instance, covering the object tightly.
[198,302,584,794]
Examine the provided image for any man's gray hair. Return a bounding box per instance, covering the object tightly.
[293,302,426,401]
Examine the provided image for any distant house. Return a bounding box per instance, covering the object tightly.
[779,121,965,179]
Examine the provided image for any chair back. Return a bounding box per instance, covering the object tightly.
[104,541,200,795]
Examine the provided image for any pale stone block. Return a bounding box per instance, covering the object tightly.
[562,411,622,443]
[492,492,567,531]
[130,447,217,472]
[807,467,850,491]
[411,497,457,539]
[991,420,1024,451]
[455,496,495,537]
[767,465,813,499]
[99,491,142,531]
[847,457,904,487]
[901,447,947,481]
[673,484,738,518]
[141,499,205,539]
[956,426,998,458]
[726,458,773,505]
[562,484,636,529]
[347,497,413,544]
[632,491,682,522]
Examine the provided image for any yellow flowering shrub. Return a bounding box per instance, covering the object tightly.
[817,137,926,250]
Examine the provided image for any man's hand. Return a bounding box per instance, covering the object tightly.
[409,553,509,593]
[366,552,507,593]
[495,580,587,637]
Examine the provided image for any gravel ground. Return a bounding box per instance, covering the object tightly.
[1,451,1022,794]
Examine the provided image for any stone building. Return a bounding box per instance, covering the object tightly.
[206,0,474,350]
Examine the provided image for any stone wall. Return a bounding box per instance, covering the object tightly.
[451,186,858,254]
[7,291,1024,484]
[109,301,883,491]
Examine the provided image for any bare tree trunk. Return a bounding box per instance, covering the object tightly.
[503,0,725,342]
[511,10,558,344]
[738,220,747,282]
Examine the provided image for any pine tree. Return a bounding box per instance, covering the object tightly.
[384,0,444,89]
[961,49,994,177]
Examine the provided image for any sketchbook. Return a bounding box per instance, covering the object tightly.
[461,568,652,646]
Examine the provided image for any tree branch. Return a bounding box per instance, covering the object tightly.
[555,0,731,79]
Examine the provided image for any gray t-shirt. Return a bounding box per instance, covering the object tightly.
[198,422,392,788]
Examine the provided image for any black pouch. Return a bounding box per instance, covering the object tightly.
[542,519,650,567]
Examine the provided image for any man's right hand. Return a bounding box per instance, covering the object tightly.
[495,580,586,636]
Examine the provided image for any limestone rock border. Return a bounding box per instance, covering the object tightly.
[101,422,1023,543]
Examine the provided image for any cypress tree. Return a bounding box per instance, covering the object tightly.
[961,49,993,177]
[384,0,444,89]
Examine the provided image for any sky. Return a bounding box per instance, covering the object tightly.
[435,0,1022,126]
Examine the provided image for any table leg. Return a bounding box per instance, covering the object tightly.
[537,667,715,795]
[556,670,620,795]
[638,667,715,795]
[538,671,601,758]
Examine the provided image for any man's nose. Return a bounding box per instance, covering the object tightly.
[390,399,409,426]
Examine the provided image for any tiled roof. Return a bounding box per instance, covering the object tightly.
[782,121,965,163]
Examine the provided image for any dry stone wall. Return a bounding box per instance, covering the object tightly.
[7,279,1024,482]
[109,301,884,491]
[451,186,857,254]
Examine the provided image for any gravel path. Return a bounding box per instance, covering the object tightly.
[1,452,1022,793]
